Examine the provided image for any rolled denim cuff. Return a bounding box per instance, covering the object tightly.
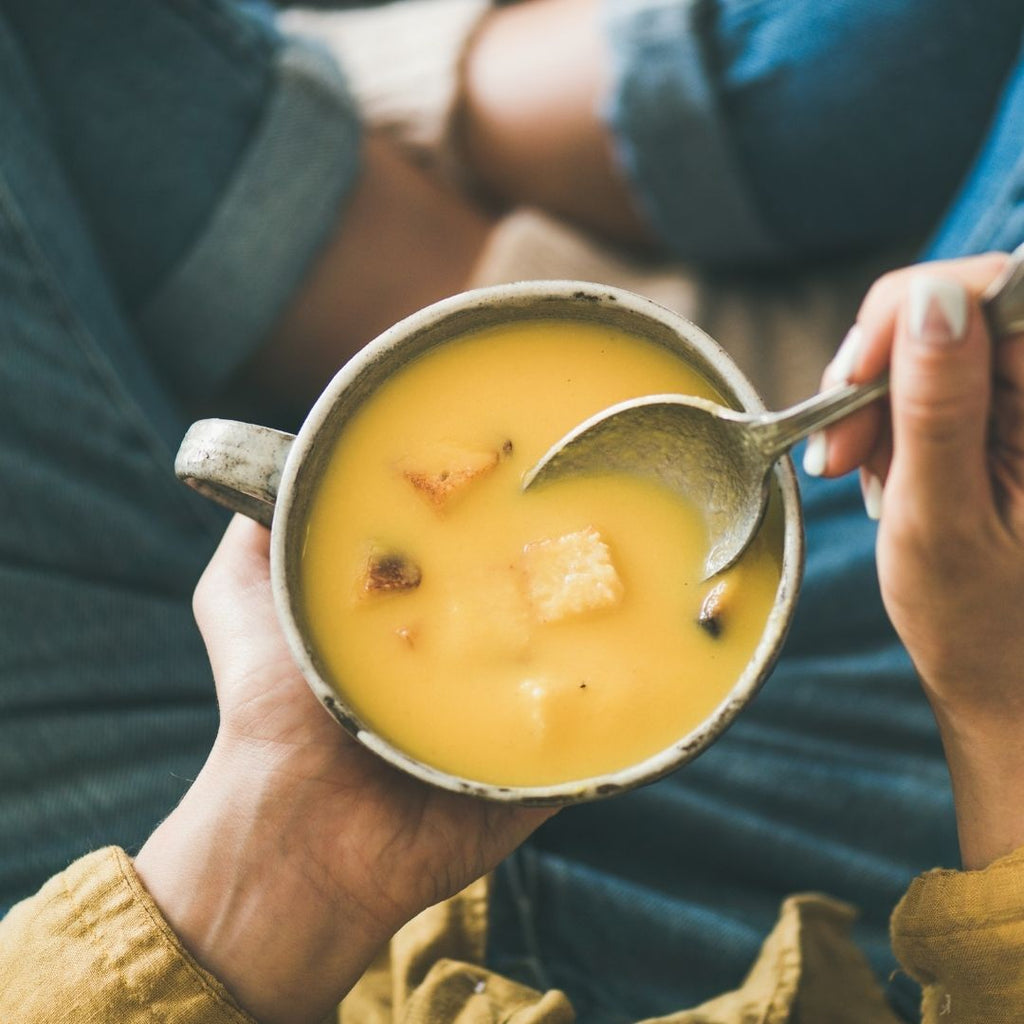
[138,39,362,403]
[601,0,777,266]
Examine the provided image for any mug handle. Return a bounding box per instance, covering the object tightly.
[175,418,295,528]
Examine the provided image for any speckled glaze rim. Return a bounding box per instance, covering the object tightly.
[255,281,804,805]
[176,281,805,804]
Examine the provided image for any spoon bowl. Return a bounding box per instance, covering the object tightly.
[524,379,888,578]
[525,248,1024,578]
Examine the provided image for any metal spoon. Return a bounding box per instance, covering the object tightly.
[524,249,1024,579]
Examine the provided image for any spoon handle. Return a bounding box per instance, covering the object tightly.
[753,243,1024,462]
[752,375,891,462]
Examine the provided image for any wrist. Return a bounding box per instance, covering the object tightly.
[930,705,1024,870]
[134,739,394,1024]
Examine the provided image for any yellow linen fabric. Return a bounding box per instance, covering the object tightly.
[891,845,1024,1024]
[2,843,1023,1023]
[341,883,900,1023]
[0,847,255,1024]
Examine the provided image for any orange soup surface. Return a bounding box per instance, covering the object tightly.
[301,319,782,786]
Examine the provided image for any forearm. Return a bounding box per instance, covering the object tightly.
[134,740,394,1024]
[892,721,1024,1024]
[817,254,1024,866]
[931,706,1024,870]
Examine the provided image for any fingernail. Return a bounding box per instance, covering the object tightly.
[803,432,827,477]
[829,324,863,383]
[860,469,883,520]
[908,275,967,345]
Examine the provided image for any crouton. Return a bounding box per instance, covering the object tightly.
[358,549,422,597]
[697,572,744,638]
[399,439,511,510]
[697,581,728,637]
[522,526,623,623]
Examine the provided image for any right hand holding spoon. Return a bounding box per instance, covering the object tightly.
[810,250,1024,870]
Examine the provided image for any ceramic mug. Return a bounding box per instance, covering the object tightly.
[175,281,805,804]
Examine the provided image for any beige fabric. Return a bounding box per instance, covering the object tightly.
[468,208,904,410]
[278,0,489,183]
[340,877,576,1022]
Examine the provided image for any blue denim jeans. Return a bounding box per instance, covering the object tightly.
[2,2,1024,1023]
[604,0,1024,267]
[0,0,360,907]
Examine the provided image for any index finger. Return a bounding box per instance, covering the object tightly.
[821,253,1011,478]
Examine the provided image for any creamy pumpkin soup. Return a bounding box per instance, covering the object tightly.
[300,319,782,787]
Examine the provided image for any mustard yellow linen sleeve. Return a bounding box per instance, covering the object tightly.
[0,846,256,1024]
[892,845,1024,1023]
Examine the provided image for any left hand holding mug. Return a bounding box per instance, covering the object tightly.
[135,515,554,1024]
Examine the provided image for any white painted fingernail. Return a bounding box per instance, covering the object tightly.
[908,275,967,345]
[861,469,883,520]
[829,324,863,383]
[803,432,827,477]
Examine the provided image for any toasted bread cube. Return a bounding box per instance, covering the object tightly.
[697,568,744,638]
[400,440,509,510]
[358,549,422,598]
[697,580,729,637]
[522,527,623,623]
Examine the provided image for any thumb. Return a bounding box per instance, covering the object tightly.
[887,273,993,530]
[193,515,286,691]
